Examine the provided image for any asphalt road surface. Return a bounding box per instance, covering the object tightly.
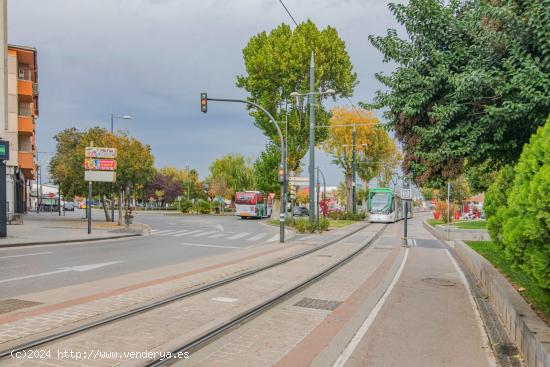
[0,213,280,298]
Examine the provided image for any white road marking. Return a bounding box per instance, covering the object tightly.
[227,232,250,240]
[0,261,124,284]
[151,230,174,236]
[211,297,238,303]
[180,243,240,249]
[267,235,279,242]
[191,230,218,237]
[173,230,203,237]
[247,233,268,242]
[0,251,54,259]
[298,235,313,241]
[208,233,228,239]
[332,248,409,367]
[159,230,190,236]
[445,250,498,367]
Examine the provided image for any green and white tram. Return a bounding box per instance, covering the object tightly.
[367,187,413,223]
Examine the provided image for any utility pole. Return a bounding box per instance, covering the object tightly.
[308,52,315,224]
[352,125,357,214]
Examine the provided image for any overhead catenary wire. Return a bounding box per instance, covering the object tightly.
[278,0,299,26]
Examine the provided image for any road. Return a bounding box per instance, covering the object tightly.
[0,213,281,298]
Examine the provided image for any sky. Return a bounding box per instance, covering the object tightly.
[8,0,404,186]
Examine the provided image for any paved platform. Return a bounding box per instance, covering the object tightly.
[183,216,496,367]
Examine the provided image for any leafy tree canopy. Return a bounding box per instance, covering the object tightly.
[49,127,155,199]
[253,143,281,195]
[237,20,358,171]
[206,154,253,200]
[365,0,550,186]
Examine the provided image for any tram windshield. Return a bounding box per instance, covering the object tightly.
[369,192,390,213]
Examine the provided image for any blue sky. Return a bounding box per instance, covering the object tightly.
[9,0,404,186]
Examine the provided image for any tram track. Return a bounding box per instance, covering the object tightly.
[0,222,376,360]
[145,223,389,367]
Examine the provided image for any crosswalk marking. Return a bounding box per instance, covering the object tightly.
[191,230,218,237]
[159,230,189,236]
[227,232,250,240]
[151,230,175,236]
[174,229,203,237]
[247,233,268,242]
[267,235,279,242]
[208,233,228,239]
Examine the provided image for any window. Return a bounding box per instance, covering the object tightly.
[18,64,32,81]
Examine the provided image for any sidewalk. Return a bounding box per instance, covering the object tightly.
[0,211,147,247]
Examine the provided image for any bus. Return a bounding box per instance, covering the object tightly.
[367,187,413,223]
[235,191,274,219]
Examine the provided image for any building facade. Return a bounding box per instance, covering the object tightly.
[4,44,38,214]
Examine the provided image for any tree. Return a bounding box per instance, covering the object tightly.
[159,166,203,200]
[366,0,550,186]
[501,118,550,289]
[322,107,400,212]
[144,172,183,204]
[252,143,281,195]
[485,165,515,246]
[237,20,358,172]
[49,127,155,221]
[207,154,253,200]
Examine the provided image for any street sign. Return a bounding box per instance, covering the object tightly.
[289,177,309,186]
[0,140,9,161]
[85,171,116,182]
[84,159,117,171]
[401,188,411,200]
[85,147,117,159]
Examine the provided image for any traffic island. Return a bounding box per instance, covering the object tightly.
[0,214,150,248]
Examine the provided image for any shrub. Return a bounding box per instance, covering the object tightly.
[434,200,456,223]
[293,218,311,233]
[328,211,366,221]
[193,199,212,214]
[484,165,515,246]
[180,199,193,213]
[319,217,330,231]
[501,118,550,289]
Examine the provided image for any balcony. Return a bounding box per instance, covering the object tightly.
[18,116,34,135]
[18,80,33,102]
[18,151,34,170]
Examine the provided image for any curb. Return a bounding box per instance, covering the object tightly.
[0,233,141,248]
[422,219,490,241]
[453,240,550,367]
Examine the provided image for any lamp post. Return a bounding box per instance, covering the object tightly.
[290,62,335,224]
[316,166,327,232]
[110,113,131,223]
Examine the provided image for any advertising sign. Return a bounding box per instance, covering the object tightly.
[84,159,117,171]
[85,147,117,159]
[289,177,309,186]
[85,171,116,182]
[0,140,9,161]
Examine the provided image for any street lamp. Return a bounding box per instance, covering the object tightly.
[291,64,336,226]
[110,114,132,133]
[110,113,132,222]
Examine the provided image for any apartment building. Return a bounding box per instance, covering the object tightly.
[3,44,38,214]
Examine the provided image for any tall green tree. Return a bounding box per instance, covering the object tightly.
[237,20,358,172]
[366,0,550,186]
[252,143,281,195]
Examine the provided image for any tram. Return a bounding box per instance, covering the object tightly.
[367,187,413,223]
[235,191,274,219]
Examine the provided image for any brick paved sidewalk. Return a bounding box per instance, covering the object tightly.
[0,222,367,353]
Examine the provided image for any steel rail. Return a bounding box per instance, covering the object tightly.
[146,224,389,367]
[0,223,372,359]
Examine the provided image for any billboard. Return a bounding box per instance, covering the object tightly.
[85,147,117,159]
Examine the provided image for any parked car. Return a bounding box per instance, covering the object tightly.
[292,206,309,217]
[63,202,75,211]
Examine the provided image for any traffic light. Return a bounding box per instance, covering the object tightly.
[278,166,285,183]
[201,93,208,113]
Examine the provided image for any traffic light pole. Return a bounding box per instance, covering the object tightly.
[202,96,287,243]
